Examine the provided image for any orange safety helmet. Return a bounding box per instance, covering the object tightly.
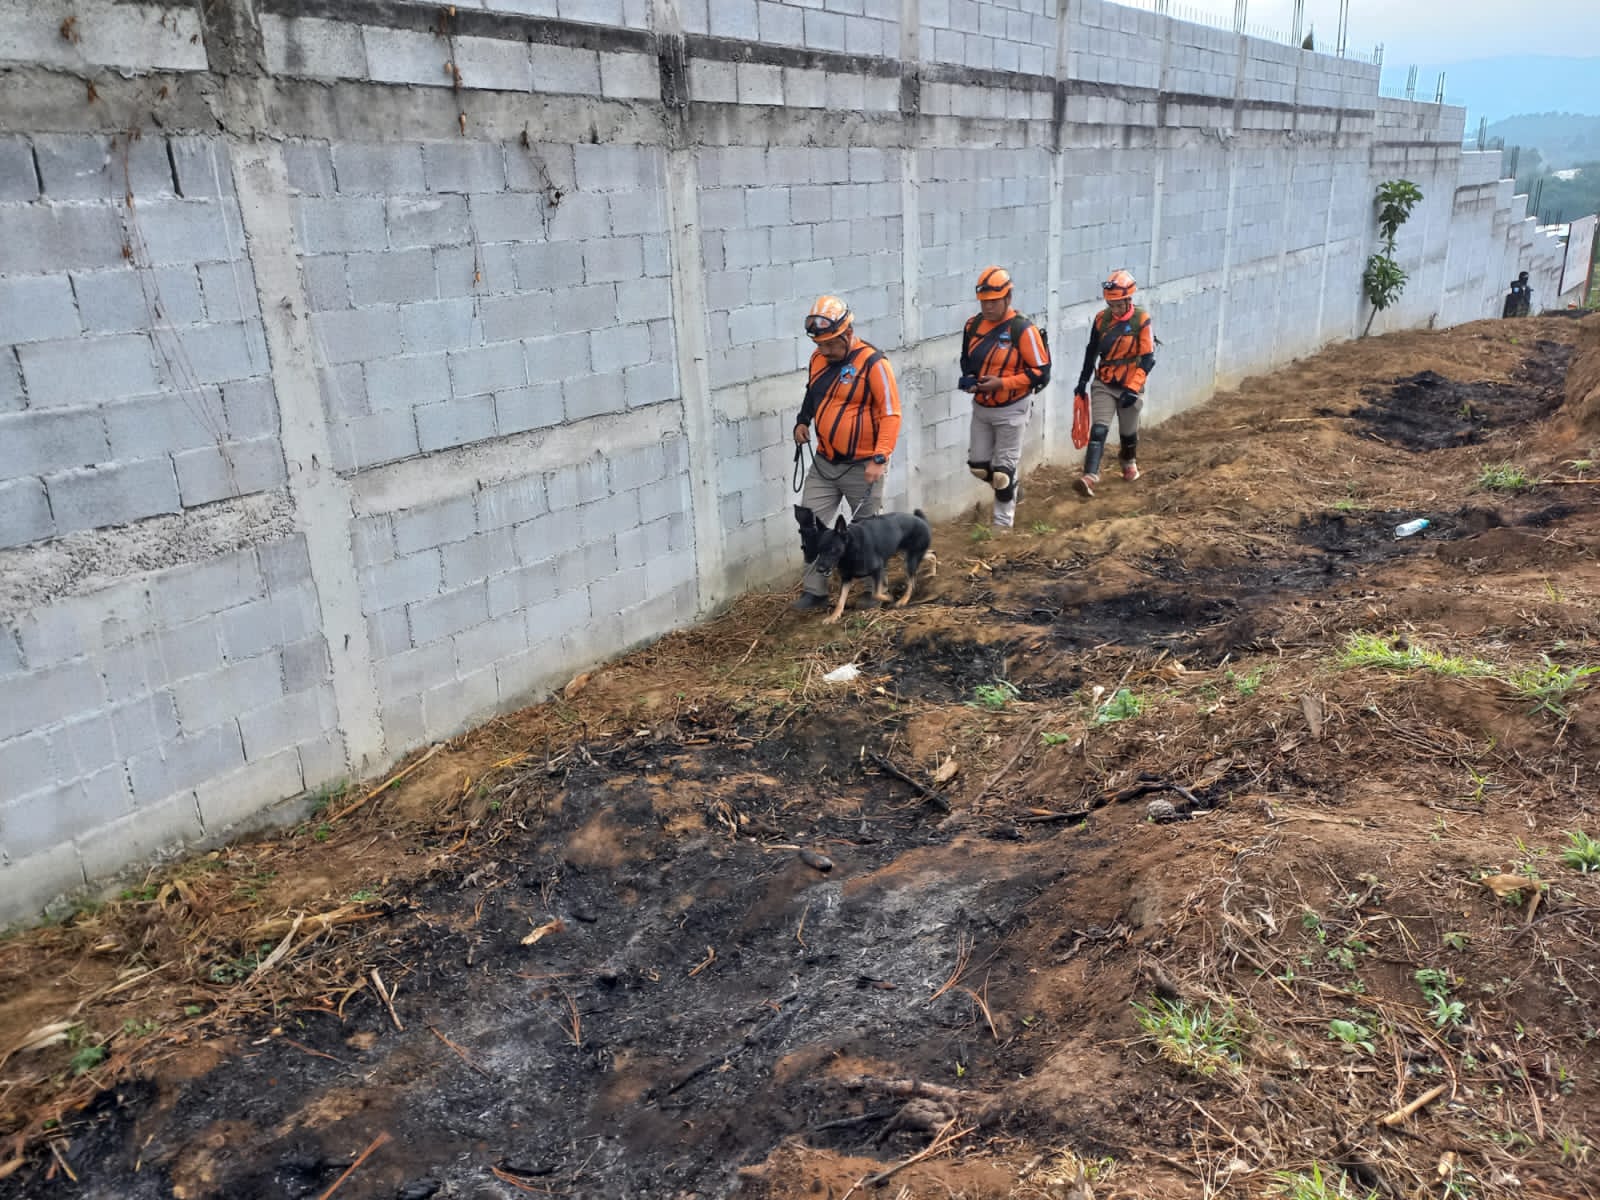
[804,295,853,342]
[975,266,1012,299]
[1102,270,1137,302]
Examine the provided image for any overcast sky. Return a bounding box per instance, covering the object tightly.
[1158,0,1599,67]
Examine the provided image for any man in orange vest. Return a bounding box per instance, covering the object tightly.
[961,266,1051,531]
[1073,270,1155,497]
[791,295,903,611]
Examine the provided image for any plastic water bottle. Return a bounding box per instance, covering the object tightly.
[1394,518,1430,539]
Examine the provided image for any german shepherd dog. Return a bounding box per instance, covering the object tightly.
[798,507,937,625]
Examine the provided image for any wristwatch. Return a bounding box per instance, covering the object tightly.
[872,454,887,464]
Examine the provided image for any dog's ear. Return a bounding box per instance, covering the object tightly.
[833,515,849,534]
[794,505,814,526]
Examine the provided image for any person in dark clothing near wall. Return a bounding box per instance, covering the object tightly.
[1502,271,1532,318]
[1074,270,1155,497]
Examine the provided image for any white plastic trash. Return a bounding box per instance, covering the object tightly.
[1395,518,1430,539]
[823,663,862,683]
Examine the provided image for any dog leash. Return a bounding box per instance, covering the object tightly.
[794,442,876,518]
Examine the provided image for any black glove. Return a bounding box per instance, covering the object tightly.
[1118,388,1140,408]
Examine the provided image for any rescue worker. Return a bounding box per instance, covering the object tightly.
[961,266,1051,531]
[1502,271,1532,318]
[1074,270,1155,497]
[790,295,903,611]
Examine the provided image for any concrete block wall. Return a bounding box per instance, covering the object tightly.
[0,0,1560,922]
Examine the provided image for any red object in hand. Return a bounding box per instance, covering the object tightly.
[1071,390,1090,449]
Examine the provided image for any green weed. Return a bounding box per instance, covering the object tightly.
[1560,830,1600,873]
[1338,632,1495,678]
[69,1044,106,1076]
[1227,666,1265,696]
[1039,731,1073,746]
[1443,931,1470,951]
[1331,497,1368,513]
[308,778,350,814]
[312,824,332,843]
[1132,997,1246,1078]
[1029,521,1057,534]
[1477,462,1537,491]
[1504,657,1600,718]
[349,889,380,903]
[1416,967,1466,1028]
[1273,1162,1378,1200]
[970,526,993,543]
[1327,1017,1375,1054]
[1094,688,1146,725]
[968,680,1020,710]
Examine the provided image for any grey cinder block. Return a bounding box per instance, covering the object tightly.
[0,205,126,275]
[393,494,478,555]
[0,276,83,344]
[47,457,181,534]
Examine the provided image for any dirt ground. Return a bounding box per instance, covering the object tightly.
[3,315,1599,1200]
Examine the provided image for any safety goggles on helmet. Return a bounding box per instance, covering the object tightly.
[975,266,1012,298]
[1102,270,1136,302]
[804,311,851,337]
[804,296,853,341]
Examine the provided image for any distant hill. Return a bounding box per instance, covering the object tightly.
[1486,114,1600,171]
[1382,56,1599,126]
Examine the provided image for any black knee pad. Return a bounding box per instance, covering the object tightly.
[794,504,821,562]
[995,482,1018,502]
[1083,423,1110,477]
[1120,433,1138,462]
[967,461,992,482]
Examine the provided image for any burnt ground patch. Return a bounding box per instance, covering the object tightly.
[1,713,1065,1200]
[1347,341,1572,450]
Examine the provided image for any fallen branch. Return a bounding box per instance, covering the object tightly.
[834,1076,969,1105]
[428,1025,494,1079]
[862,1117,975,1190]
[658,991,801,1098]
[247,904,381,943]
[317,1132,391,1199]
[1378,1083,1446,1127]
[330,744,442,822]
[865,752,951,813]
[252,913,305,978]
[370,969,403,1032]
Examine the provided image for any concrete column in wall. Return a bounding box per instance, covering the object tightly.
[1313,164,1339,344]
[229,141,387,777]
[653,0,726,613]
[898,147,926,509]
[196,0,265,76]
[1042,0,1074,461]
[1212,160,1239,390]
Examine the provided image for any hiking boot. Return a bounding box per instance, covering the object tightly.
[789,591,829,612]
[1122,461,1140,483]
[1076,473,1099,497]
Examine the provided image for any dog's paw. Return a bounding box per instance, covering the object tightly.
[821,613,841,626]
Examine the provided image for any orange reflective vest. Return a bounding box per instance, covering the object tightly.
[798,340,902,463]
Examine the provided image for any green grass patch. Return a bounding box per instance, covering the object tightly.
[1029,520,1057,534]
[1504,657,1600,718]
[970,526,993,543]
[1226,666,1265,696]
[1273,1163,1379,1200]
[1039,731,1072,746]
[1477,462,1537,491]
[1338,633,1495,678]
[1094,688,1146,725]
[1560,830,1600,873]
[1133,997,1246,1077]
[968,680,1020,711]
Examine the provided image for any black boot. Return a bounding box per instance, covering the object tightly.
[790,591,829,612]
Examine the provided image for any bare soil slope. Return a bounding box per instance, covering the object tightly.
[2,316,1598,1200]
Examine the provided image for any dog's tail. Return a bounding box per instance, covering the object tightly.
[914,508,927,520]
